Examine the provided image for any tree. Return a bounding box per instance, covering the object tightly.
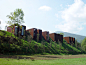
[6,8,24,36]
[58,40,62,53]
[81,37,86,51]
[6,8,24,26]
[0,21,1,30]
[58,33,64,36]
[75,40,78,48]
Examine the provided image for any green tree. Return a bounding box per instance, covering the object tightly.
[6,9,24,36]
[75,40,78,48]
[58,33,64,36]
[0,21,1,30]
[58,40,62,53]
[6,8,24,25]
[81,37,86,51]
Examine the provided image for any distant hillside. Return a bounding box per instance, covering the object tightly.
[55,31,86,43]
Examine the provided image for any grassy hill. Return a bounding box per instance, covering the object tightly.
[0,30,85,55]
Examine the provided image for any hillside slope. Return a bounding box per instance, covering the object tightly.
[0,30,85,55]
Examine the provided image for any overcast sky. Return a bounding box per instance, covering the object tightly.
[0,0,86,36]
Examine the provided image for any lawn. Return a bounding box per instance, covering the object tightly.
[0,55,86,65]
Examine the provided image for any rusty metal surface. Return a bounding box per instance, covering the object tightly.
[49,33,63,43]
[7,25,26,36]
[26,28,37,40]
[42,31,49,41]
[37,29,42,40]
[64,37,75,44]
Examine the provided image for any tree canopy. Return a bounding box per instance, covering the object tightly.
[81,37,86,51]
[6,8,24,26]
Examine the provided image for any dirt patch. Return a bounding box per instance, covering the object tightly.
[0,55,86,60]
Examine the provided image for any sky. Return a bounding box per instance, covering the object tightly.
[0,0,86,36]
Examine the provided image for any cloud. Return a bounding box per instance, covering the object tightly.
[55,0,86,33]
[0,19,7,30]
[38,5,51,11]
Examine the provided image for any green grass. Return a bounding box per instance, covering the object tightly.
[0,58,86,65]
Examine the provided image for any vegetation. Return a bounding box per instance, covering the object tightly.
[0,30,85,55]
[6,8,24,26]
[81,37,86,51]
[0,57,86,65]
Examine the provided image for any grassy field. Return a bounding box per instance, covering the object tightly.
[0,55,86,65]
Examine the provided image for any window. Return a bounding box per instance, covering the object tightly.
[21,27,24,35]
[15,26,17,35]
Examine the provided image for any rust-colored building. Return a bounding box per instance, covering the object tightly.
[49,33,58,42]
[7,25,26,36]
[26,28,37,40]
[63,37,75,44]
[73,37,75,44]
[21,25,26,36]
[49,33,63,43]
[59,35,63,43]
[42,31,49,42]
[37,29,42,40]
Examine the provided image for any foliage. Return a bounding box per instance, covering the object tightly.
[0,57,86,65]
[81,37,86,51]
[0,30,85,55]
[6,8,24,26]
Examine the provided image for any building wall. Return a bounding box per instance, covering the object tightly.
[49,33,55,41]
[37,29,42,40]
[73,37,75,44]
[59,35,63,43]
[42,31,49,41]
[26,28,37,40]
[64,37,75,44]
[7,25,26,36]
[49,33,63,43]
[7,26,15,34]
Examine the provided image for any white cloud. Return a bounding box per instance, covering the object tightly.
[0,19,7,30]
[38,5,51,11]
[55,0,86,33]
[60,4,62,7]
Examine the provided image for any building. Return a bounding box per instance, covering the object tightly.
[37,29,42,40]
[49,33,58,42]
[42,31,49,42]
[63,37,75,44]
[73,37,75,44]
[7,25,26,36]
[49,33,63,43]
[26,28,37,40]
[59,34,63,43]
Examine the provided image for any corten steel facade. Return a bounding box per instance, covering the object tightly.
[59,35,63,43]
[73,37,75,44]
[49,33,58,42]
[63,37,75,44]
[7,25,15,34]
[7,25,26,36]
[21,25,26,36]
[42,31,49,42]
[26,28,37,40]
[49,33,63,43]
[37,29,42,40]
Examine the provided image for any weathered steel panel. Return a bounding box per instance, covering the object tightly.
[42,31,49,42]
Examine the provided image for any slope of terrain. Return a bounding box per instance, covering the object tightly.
[0,30,85,55]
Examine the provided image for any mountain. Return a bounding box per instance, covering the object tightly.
[55,31,86,43]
